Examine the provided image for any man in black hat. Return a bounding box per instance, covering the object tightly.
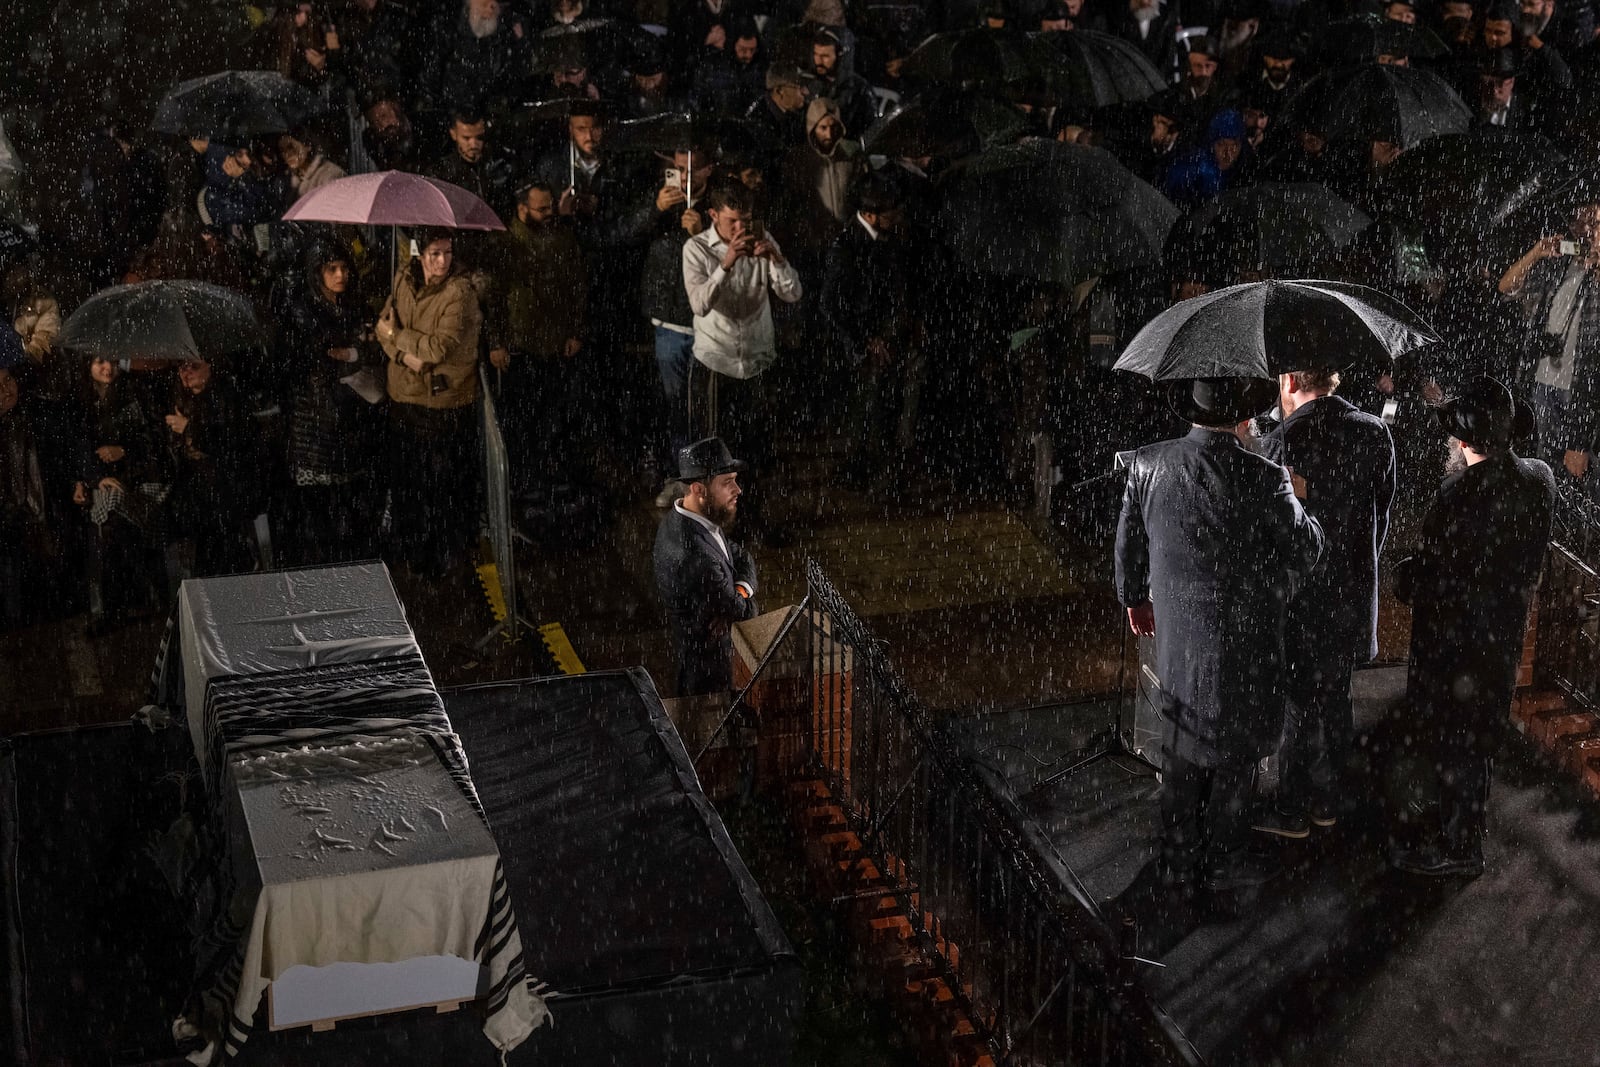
[1115,377,1324,911]
[1392,376,1553,876]
[653,437,761,696]
[1252,368,1395,839]
[1470,48,1534,128]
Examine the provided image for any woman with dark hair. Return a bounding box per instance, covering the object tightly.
[162,355,252,581]
[71,356,166,633]
[282,239,377,564]
[374,227,481,574]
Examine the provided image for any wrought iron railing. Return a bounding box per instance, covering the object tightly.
[801,559,1199,1066]
[1535,486,1600,707]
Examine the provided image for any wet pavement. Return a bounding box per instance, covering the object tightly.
[961,670,1600,1067]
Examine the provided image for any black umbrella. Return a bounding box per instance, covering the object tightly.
[603,111,773,159]
[1321,14,1450,64]
[899,28,1049,88]
[152,70,320,145]
[1114,279,1438,382]
[0,222,36,271]
[1278,63,1470,148]
[1030,30,1168,107]
[60,280,262,363]
[531,18,648,73]
[861,89,1027,158]
[938,140,1179,285]
[1375,132,1573,266]
[1185,182,1372,275]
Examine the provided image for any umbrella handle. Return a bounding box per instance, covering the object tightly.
[687,149,692,206]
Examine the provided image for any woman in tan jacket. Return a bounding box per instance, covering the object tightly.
[375,228,482,574]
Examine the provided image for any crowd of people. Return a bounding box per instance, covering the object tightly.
[0,0,1598,645]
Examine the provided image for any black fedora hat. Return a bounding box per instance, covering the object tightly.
[1433,375,1535,448]
[678,437,749,482]
[1165,377,1278,427]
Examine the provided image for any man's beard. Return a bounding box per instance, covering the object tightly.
[707,497,738,528]
[1132,2,1162,21]
[1444,438,1469,474]
[469,12,499,37]
[1264,68,1290,89]
[1520,12,1549,35]
[1187,74,1212,96]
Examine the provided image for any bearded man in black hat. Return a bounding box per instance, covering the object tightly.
[1115,377,1324,911]
[1391,377,1553,877]
[653,437,761,696]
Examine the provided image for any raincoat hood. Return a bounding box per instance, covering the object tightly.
[807,97,845,141]
[1206,108,1247,146]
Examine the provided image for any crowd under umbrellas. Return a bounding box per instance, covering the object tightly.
[5,0,1600,1055]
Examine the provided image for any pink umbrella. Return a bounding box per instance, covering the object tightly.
[281,171,505,230]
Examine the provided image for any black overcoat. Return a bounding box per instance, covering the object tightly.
[1115,427,1325,766]
[1261,395,1396,666]
[653,506,761,696]
[1401,452,1555,752]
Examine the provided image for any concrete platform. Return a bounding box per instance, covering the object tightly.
[956,668,1600,1066]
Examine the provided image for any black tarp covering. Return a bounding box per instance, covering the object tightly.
[2,668,800,1066]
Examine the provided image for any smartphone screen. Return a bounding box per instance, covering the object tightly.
[749,219,766,241]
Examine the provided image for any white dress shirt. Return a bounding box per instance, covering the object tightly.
[682,225,803,380]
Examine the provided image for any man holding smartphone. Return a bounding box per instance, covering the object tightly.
[681,182,802,541]
[1498,201,1600,490]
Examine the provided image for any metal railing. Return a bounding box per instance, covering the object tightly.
[475,365,530,650]
[1534,486,1600,707]
[800,559,1199,1067]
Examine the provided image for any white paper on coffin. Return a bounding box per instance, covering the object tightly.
[177,564,420,770]
[224,737,502,1036]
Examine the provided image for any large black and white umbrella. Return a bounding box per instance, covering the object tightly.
[61,280,262,363]
[1113,279,1438,382]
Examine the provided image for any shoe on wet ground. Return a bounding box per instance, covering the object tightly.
[1253,806,1311,840]
[1391,842,1483,878]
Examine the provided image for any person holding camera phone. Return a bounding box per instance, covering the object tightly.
[375,227,482,575]
[681,181,801,543]
[642,148,714,506]
[1498,200,1600,492]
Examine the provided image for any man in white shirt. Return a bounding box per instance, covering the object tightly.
[681,182,801,539]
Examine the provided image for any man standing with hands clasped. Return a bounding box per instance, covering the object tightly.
[653,437,761,697]
[682,181,801,541]
[1392,377,1553,877]
[1115,377,1324,915]
[1254,366,1396,839]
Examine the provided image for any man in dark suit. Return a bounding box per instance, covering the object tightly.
[821,172,918,487]
[1254,367,1396,838]
[1393,377,1554,877]
[653,437,762,696]
[1116,378,1325,906]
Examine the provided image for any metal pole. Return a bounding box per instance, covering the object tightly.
[693,596,810,765]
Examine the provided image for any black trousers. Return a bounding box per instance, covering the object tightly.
[1278,639,1356,812]
[687,361,774,533]
[488,352,588,495]
[388,403,479,572]
[283,480,379,568]
[1159,738,1259,880]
